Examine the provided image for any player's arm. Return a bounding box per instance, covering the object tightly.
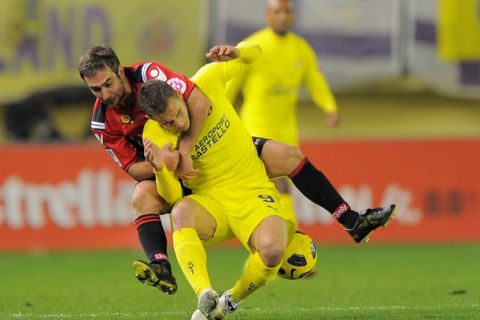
[177,86,211,180]
[195,42,260,97]
[93,128,154,181]
[224,67,245,105]
[143,120,183,205]
[206,41,261,63]
[236,41,262,65]
[221,42,260,103]
[153,167,182,206]
[127,161,156,181]
[205,44,240,62]
[302,41,340,128]
[144,139,183,205]
[206,41,260,64]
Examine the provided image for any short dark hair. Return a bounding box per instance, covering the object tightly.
[78,44,120,80]
[140,80,177,117]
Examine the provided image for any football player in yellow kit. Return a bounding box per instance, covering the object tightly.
[226,0,339,227]
[142,42,296,320]
[141,43,395,319]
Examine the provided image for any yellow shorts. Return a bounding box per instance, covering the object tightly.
[186,185,297,252]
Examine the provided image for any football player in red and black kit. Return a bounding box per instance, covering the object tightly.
[78,44,395,296]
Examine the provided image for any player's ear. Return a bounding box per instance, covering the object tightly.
[117,66,125,78]
[175,90,183,99]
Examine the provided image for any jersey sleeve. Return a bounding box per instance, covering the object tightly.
[192,43,259,96]
[302,41,338,113]
[92,127,140,171]
[142,62,196,101]
[143,120,183,205]
[236,41,262,66]
[224,41,260,104]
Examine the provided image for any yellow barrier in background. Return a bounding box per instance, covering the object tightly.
[0,0,208,102]
[438,0,480,61]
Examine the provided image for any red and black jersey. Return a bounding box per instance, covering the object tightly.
[91,62,195,171]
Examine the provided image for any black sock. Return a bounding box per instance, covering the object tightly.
[135,214,168,262]
[338,208,358,229]
[289,157,358,228]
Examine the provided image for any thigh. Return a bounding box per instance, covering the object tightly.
[272,177,290,193]
[249,215,291,252]
[259,139,303,179]
[184,194,233,244]
[132,180,167,215]
[228,187,296,251]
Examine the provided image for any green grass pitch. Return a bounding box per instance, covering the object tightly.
[1,244,479,319]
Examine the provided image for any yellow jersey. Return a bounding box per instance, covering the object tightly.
[143,42,272,197]
[185,43,271,193]
[226,28,338,145]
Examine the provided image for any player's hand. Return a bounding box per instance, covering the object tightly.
[326,111,340,128]
[161,143,181,171]
[206,44,240,62]
[144,138,180,172]
[176,152,200,180]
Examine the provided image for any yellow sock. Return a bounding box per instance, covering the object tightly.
[230,252,279,302]
[173,228,210,297]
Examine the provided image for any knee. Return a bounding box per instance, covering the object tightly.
[252,216,289,267]
[257,239,287,268]
[131,181,166,216]
[284,145,305,173]
[171,200,195,230]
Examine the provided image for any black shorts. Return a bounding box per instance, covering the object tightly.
[252,136,270,158]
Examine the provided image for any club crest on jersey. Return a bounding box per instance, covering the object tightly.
[121,114,132,124]
[149,67,167,81]
[167,77,187,94]
[142,63,167,82]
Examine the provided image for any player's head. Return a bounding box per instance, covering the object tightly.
[140,80,190,134]
[78,45,130,106]
[266,0,294,36]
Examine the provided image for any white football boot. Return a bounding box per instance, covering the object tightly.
[191,309,207,320]
[216,290,239,317]
[197,288,223,320]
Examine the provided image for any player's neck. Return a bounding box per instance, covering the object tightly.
[118,94,134,109]
[120,79,134,108]
[270,28,289,38]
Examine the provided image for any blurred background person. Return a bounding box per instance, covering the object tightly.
[226,0,339,217]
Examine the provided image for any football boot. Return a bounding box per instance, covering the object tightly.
[132,259,177,295]
[346,204,396,243]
